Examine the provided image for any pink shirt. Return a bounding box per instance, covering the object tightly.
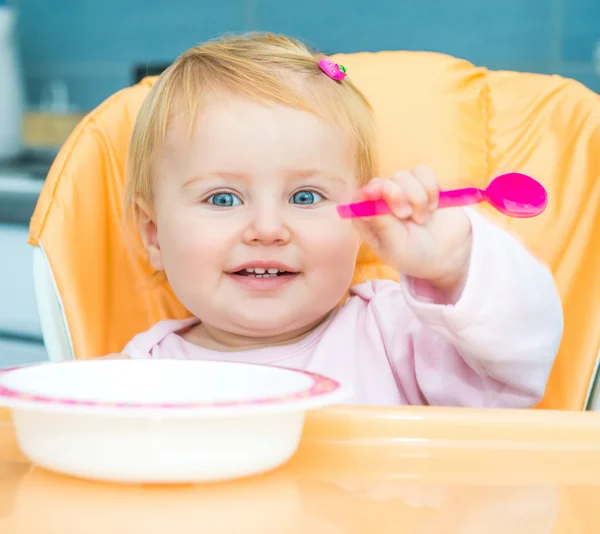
[124,211,563,408]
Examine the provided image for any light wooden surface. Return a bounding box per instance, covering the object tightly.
[2,406,600,532]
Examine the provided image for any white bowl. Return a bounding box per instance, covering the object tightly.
[0,359,347,484]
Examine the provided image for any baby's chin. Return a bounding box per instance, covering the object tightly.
[223,307,333,341]
[228,314,319,338]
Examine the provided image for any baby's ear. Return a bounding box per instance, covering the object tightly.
[135,199,164,272]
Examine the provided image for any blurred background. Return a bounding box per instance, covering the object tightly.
[17,0,600,111]
[0,0,598,367]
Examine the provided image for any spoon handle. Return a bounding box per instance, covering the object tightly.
[437,187,485,208]
[336,188,486,219]
[336,198,391,218]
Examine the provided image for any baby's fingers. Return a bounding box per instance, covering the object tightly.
[412,165,440,210]
[356,177,386,201]
[358,178,411,218]
[358,169,440,224]
[390,171,431,223]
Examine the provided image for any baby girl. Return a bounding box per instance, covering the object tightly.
[116,33,563,407]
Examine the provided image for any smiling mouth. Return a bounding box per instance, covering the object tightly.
[233,267,296,278]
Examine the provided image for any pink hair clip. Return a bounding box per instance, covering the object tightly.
[319,58,347,81]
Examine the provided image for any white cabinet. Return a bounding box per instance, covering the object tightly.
[0,223,46,367]
[0,336,46,368]
[0,224,42,338]
[0,153,53,367]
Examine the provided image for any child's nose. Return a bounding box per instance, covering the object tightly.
[242,207,291,246]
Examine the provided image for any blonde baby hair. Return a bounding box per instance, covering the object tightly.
[125,32,376,219]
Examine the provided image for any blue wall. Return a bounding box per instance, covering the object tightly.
[16,0,600,111]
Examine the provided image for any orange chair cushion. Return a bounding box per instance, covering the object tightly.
[29,51,600,410]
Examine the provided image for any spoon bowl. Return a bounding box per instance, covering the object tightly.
[481,172,548,217]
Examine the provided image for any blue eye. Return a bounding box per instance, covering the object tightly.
[290,190,324,205]
[207,192,242,207]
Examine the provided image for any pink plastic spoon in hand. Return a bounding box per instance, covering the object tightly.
[337,173,548,219]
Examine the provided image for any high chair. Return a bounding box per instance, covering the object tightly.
[28,51,600,411]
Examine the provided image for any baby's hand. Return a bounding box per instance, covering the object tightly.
[351,166,472,299]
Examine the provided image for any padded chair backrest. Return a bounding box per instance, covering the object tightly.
[29,51,600,410]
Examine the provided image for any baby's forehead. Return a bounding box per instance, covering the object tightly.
[158,93,357,174]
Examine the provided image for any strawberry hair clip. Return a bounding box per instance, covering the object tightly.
[319,58,347,81]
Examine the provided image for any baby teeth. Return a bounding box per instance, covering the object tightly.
[244,267,286,274]
[242,267,289,278]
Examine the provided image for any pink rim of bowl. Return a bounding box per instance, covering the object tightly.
[0,362,342,411]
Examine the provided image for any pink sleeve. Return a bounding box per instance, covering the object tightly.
[371,209,563,408]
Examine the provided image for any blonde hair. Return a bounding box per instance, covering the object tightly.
[125,32,376,217]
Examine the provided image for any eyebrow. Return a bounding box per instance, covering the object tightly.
[182,172,249,188]
[286,170,349,186]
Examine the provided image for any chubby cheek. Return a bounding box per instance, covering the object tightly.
[300,218,360,286]
[156,212,236,286]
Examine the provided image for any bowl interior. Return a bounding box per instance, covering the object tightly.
[0,360,318,406]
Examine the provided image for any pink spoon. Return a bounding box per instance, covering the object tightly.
[337,173,548,219]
